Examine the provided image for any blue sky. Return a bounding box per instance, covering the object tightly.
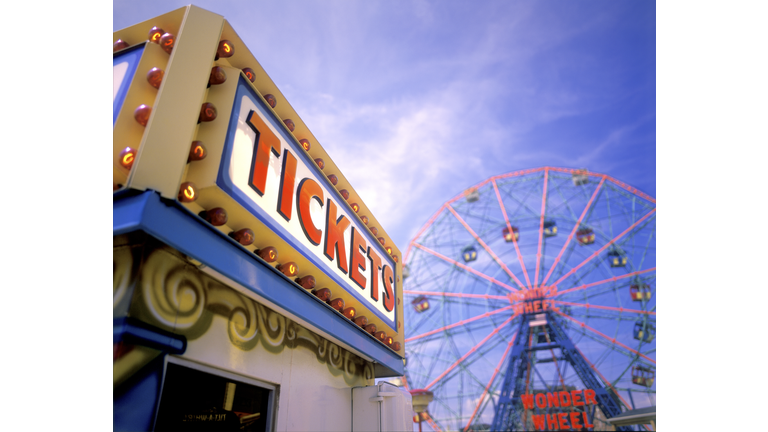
[0,1,757,430]
[114,0,655,254]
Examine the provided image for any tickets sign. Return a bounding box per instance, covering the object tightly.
[217,77,397,328]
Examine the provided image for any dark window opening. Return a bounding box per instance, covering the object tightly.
[154,362,273,432]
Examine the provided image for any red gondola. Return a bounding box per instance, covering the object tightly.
[412,296,430,313]
[630,283,652,301]
[631,365,655,387]
[502,226,519,242]
[576,228,595,245]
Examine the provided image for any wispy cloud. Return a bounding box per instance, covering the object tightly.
[115,0,656,251]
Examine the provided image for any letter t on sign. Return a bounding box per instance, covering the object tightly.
[246,110,282,196]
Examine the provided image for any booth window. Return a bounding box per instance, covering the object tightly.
[154,359,276,431]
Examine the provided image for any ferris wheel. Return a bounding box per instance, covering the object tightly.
[401,167,656,432]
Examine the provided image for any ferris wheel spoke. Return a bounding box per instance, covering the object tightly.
[546,167,651,206]
[554,310,655,364]
[610,356,653,390]
[552,301,655,316]
[534,167,549,288]
[404,290,509,301]
[635,226,655,270]
[424,316,515,391]
[404,168,655,429]
[463,333,518,432]
[612,216,656,270]
[445,174,502,207]
[554,267,655,297]
[605,175,656,205]
[446,204,527,290]
[414,243,520,292]
[492,178,532,288]
[605,187,615,239]
[497,177,544,221]
[406,308,517,343]
[438,330,512,387]
[550,208,656,289]
[564,311,643,324]
[611,212,656,250]
[545,177,580,220]
[558,318,639,361]
[541,176,606,287]
[405,204,451,264]
[412,243,519,292]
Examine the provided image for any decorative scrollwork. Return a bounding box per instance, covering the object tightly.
[328,342,343,370]
[140,249,206,331]
[130,244,375,384]
[113,246,134,310]
[317,338,328,359]
[259,304,286,349]
[227,302,259,350]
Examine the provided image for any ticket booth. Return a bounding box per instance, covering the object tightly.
[114,6,409,431]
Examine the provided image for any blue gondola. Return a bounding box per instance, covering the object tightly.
[607,249,627,267]
[543,220,557,237]
[462,246,478,263]
[633,320,655,342]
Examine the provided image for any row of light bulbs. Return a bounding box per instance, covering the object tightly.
[199,206,402,351]
[115,26,402,352]
[116,27,398,262]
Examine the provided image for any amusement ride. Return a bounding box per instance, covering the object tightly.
[401,167,656,431]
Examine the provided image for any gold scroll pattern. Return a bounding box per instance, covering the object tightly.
[122,245,374,385]
[113,245,136,310]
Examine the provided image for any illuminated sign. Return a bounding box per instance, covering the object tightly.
[217,77,397,329]
[113,44,144,125]
[512,286,557,315]
[520,390,597,430]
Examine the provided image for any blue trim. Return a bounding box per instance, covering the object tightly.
[114,353,165,431]
[215,76,397,329]
[113,43,146,126]
[114,317,187,354]
[113,190,404,377]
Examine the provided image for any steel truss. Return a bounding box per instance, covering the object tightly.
[402,168,656,432]
[490,312,631,431]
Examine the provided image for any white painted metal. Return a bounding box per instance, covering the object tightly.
[352,382,413,432]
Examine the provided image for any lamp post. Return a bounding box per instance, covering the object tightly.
[409,389,434,432]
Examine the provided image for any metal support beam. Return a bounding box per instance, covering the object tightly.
[525,343,560,352]
[490,315,531,431]
[482,312,633,431]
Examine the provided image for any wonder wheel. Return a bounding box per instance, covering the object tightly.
[402,167,656,431]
